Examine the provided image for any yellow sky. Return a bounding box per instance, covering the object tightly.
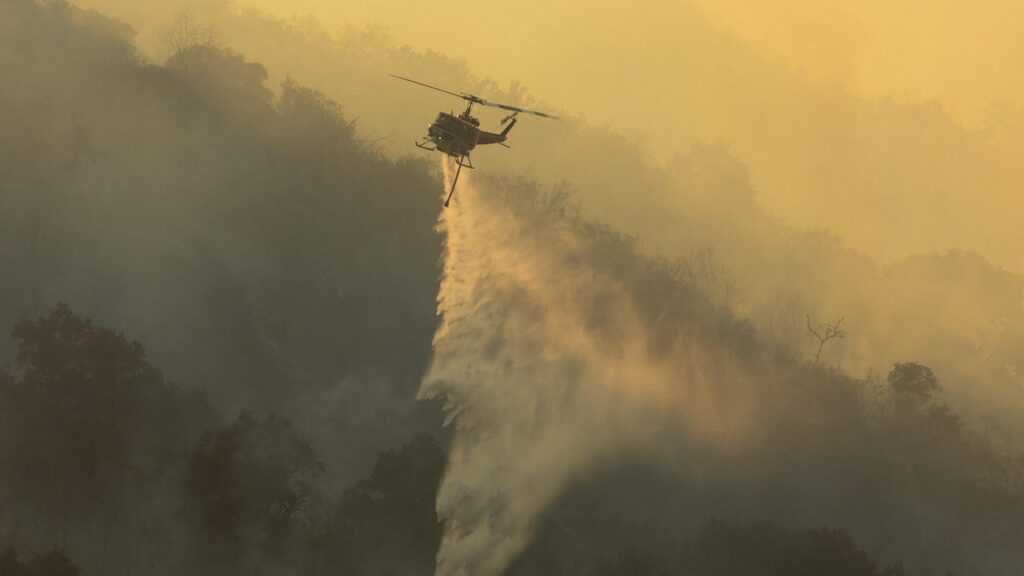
[693,0,1024,127]
[244,0,1024,127]
[220,0,1024,273]
[73,0,1024,271]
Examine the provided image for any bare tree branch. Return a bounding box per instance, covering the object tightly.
[161,11,218,58]
[807,314,846,363]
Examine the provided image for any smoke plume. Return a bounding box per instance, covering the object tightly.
[420,160,757,575]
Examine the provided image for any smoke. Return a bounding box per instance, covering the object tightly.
[420,160,757,575]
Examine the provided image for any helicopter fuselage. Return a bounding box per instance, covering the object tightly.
[390,73,553,207]
[424,111,511,158]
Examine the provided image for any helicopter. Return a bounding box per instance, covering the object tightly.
[390,74,559,207]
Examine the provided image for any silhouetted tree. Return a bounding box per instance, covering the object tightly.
[0,546,79,576]
[806,315,845,364]
[310,434,445,575]
[161,10,218,58]
[0,303,210,514]
[24,550,79,576]
[166,45,274,120]
[888,362,940,416]
[184,413,324,557]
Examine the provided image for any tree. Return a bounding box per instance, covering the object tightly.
[184,413,324,557]
[0,546,79,576]
[161,11,218,58]
[166,44,274,119]
[310,434,445,575]
[887,362,941,415]
[0,303,206,513]
[24,550,79,576]
[806,315,845,363]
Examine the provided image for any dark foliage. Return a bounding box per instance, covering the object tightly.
[0,547,79,576]
[591,549,669,576]
[309,434,445,575]
[693,522,905,576]
[0,0,442,419]
[889,362,942,416]
[185,413,324,557]
[0,303,213,515]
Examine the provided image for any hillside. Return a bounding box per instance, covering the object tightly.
[63,0,1024,434]
[0,0,443,490]
[0,2,1022,575]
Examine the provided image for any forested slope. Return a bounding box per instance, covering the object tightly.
[0,2,1022,575]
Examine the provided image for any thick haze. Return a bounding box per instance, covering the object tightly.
[422,167,1024,575]
[232,0,1024,269]
[423,164,753,574]
[68,0,1024,426]
[77,0,1024,271]
[3,1,1023,574]
[247,0,1024,128]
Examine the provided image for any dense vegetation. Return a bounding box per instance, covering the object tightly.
[0,1,1022,575]
[0,547,79,576]
[4,301,1018,573]
[0,0,444,489]
[79,0,1024,433]
[470,177,1024,575]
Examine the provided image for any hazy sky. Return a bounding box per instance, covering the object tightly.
[244,0,1024,127]
[696,0,1024,127]
[200,0,1023,276]
[70,0,1024,272]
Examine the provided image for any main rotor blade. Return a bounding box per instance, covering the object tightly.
[389,74,469,101]
[479,100,559,120]
[390,73,559,118]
